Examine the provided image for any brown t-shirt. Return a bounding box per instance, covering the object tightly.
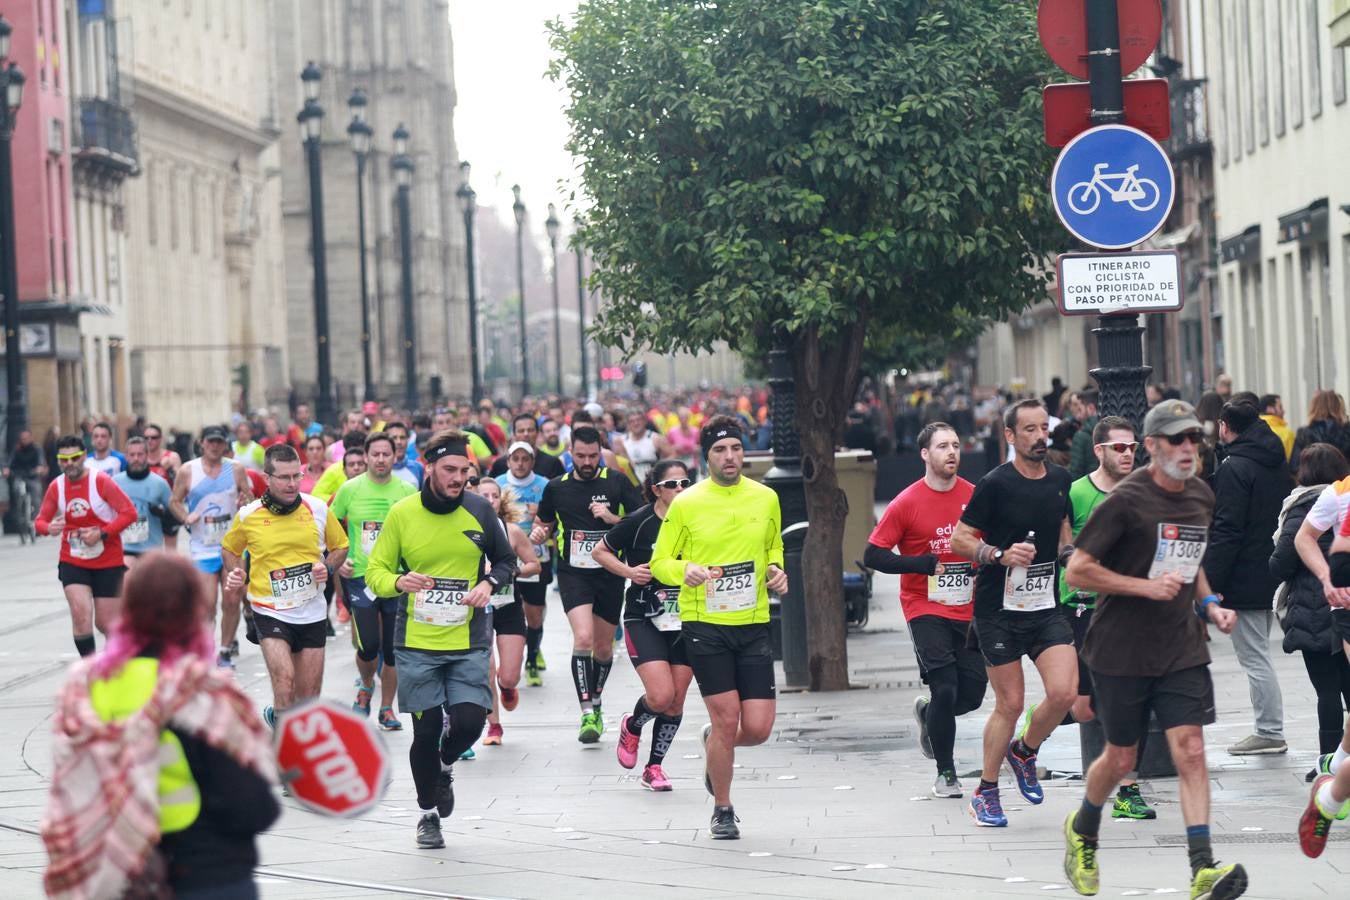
[1077,467,1215,677]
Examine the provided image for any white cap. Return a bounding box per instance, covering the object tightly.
[507,440,535,457]
[583,401,604,418]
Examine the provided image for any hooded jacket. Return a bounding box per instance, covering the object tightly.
[1203,419,1295,610]
[1269,485,1339,654]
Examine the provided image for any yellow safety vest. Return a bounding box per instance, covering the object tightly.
[89,658,202,834]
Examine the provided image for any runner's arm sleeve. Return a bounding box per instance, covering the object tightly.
[649,501,690,585]
[34,480,59,535]
[102,475,140,535]
[863,544,939,575]
[364,507,403,597]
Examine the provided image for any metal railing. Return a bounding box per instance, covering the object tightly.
[73,97,138,173]
[1167,79,1210,162]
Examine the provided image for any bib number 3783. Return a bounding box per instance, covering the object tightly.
[269,563,318,610]
[413,578,471,627]
[705,561,757,613]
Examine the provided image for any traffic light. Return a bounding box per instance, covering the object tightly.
[632,361,647,389]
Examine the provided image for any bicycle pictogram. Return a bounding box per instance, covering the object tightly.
[1066,162,1161,215]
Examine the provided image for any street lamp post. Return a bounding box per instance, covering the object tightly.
[545,203,562,395]
[391,124,418,410]
[573,215,589,399]
[346,88,375,402]
[298,62,335,427]
[512,185,529,398]
[0,17,26,454]
[455,161,482,403]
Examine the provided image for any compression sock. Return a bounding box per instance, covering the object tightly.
[628,696,658,734]
[1073,798,1104,838]
[571,654,592,710]
[649,714,682,766]
[526,627,543,665]
[591,656,613,705]
[73,634,96,657]
[977,779,999,794]
[1186,824,1213,875]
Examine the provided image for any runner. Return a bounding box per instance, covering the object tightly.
[231,421,265,471]
[593,459,693,792]
[299,435,328,494]
[951,399,1077,827]
[495,440,553,685]
[650,416,787,839]
[488,414,566,480]
[171,425,252,668]
[143,423,183,550]
[864,422,985,799]
[221,444,348,727]
[312,432,367,502]
[1303,522,1350,856]
[365,430,517,849]
[1060,400,1246,899]
[530,425,645,744]
[385,421,425,488]
[84,422,126,476]
[112,437,173,566]
[472,477,540,746]
[617,410,671,483]
[35,435,137,657]
[330,432,417,730]
[1056,416,1155,820]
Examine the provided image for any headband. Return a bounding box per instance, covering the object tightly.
[701,423,744,460]
[425,438,470,464]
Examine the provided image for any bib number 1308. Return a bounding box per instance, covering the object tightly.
[1148,523,1208,582]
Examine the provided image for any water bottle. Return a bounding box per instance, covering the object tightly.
[1010,530,1035,590]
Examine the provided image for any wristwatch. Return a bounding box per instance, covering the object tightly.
[992,548,1005,563]
[486,574,502,589]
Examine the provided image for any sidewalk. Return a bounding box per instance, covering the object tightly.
[0,534,1343,899]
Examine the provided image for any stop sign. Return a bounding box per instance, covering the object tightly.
[274,699,389,817]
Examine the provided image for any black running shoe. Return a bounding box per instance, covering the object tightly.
[710,805,740,840]
[436,767,455,818]
[416,812,445,848]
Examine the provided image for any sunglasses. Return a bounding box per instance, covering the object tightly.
[656,478,692,489]
[144,432,162,440]
[1095,441,1139,454]
[57,451,86,462]
[1161,431,1205,446]
[467,475,481,486]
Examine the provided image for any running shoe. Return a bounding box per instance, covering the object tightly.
[1016,702,1037,742]
[353,680,373,716]
[215,651,235,670]
[1062,811,1099,896]
[932,770,963,799]
[525,663,543,687]
[483,723,504,746]
[913,695,934,760]
[534,650,547,671]
[642,764,673,792]
[436,767,455,818]
[969,786,1007,827]
[500,685,519,711]
[336,599,350,624]
[709,805,740,840]
[1111,784,1156,820]
[1188,861,1247,900]
[594,707,605,735]
[1300,775,1337,858]
[226,639,240,659]
[459,747,476,760]
[378,707,402,731]
[702,722,713,796]
[416,811,445,849]
[262,706,276,730]
[578,711,602,744]
[1005,740,1044,804]
[616,713,641,769]
[1316,752,1337,776]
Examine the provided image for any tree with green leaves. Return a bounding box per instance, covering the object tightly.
[550,0,1063,690]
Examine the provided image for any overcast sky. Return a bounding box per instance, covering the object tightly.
[449,1,582,242]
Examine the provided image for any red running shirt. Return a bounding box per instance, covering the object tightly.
[35,471,138,568]
[868,477,976,623]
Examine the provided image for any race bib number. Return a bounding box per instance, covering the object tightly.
[648,588,682,632]
[413,577,471,627]
[705,561,758,613]
[268,563,318,610]
[927,561,974,606]
[198,515,230,547]
[123,518,150,546]
[534,541,551,563]
[569,530,604,569]
[67,532,104,560]
[361,521,382,556]
[1003,561,1056,612]
[488,584,516,609]
[1147,523,1208,583]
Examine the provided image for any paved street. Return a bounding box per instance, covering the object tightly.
[0,530,1346,899]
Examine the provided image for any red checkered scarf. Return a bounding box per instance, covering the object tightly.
[40,655,277,900]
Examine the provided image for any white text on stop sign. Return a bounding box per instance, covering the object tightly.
[292,710,371,804]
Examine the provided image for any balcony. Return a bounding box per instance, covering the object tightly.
[1167,79,1211,163]
[73,97,138,177]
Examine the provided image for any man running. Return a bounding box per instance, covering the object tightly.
[1061,400,1246,899]
[650,416,787,839]
[331,432,417,730]
[864,422,985,799]
[35,435,138,656]
[1057,416,1155,820]
[232,420,266,471]
[365,430,516,849]
[222,444,348,727]
[84,422,126,476]
[951,399,1077,827]
[1302,520,1350,856]
[113,437,173,565]
[530,426,644,743]
[497,440,553,684]
[385,421,424,488]
[489,414,566,480]
[143,424,183,550]
[172,425,251,667]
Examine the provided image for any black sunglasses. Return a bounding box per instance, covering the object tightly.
[467,475,480,486]
[656,478,691,489]
[1161,431,1205,446]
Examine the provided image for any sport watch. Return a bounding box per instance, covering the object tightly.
[992,548,1005,563]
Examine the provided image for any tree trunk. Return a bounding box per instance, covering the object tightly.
[793,322,866,692]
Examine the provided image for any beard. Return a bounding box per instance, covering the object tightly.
[1157,454,1194,481]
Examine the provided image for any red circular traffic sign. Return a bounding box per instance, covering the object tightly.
[275,699,389,817]
[1038,0,1162,80]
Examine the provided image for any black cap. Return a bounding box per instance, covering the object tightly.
[201,425,229,442]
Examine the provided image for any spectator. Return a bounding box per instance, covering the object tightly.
[1145,383,1164,407]
[1259,393,1295,460]
[1067,388,1100,478]
[1047,420,1075,468]
[1194,390,1225,482]
[842,404,877,453]
[1043,376,1065,418]
[1290,390,1350,478]
[1204,400,1294,755]
[1215,372,1233,400]
[1270,443,1350,769]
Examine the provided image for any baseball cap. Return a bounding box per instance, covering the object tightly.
[583,401,604,418]
[1143,400,1202,437]
[201,425,229,442]
[507,440,535,458]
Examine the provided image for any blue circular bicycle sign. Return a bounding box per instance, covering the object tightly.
[1050,124,1175,250]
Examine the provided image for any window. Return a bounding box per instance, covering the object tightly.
[1307,0,1322,118]
[1273,1,1286,135]
[1288,0,1303,128]
[1253,1,1269,146]
[1214,1,1229,166]
[1336,47,1347,106]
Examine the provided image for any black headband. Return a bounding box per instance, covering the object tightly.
[425,439,469,464]
[701,424,744,460]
